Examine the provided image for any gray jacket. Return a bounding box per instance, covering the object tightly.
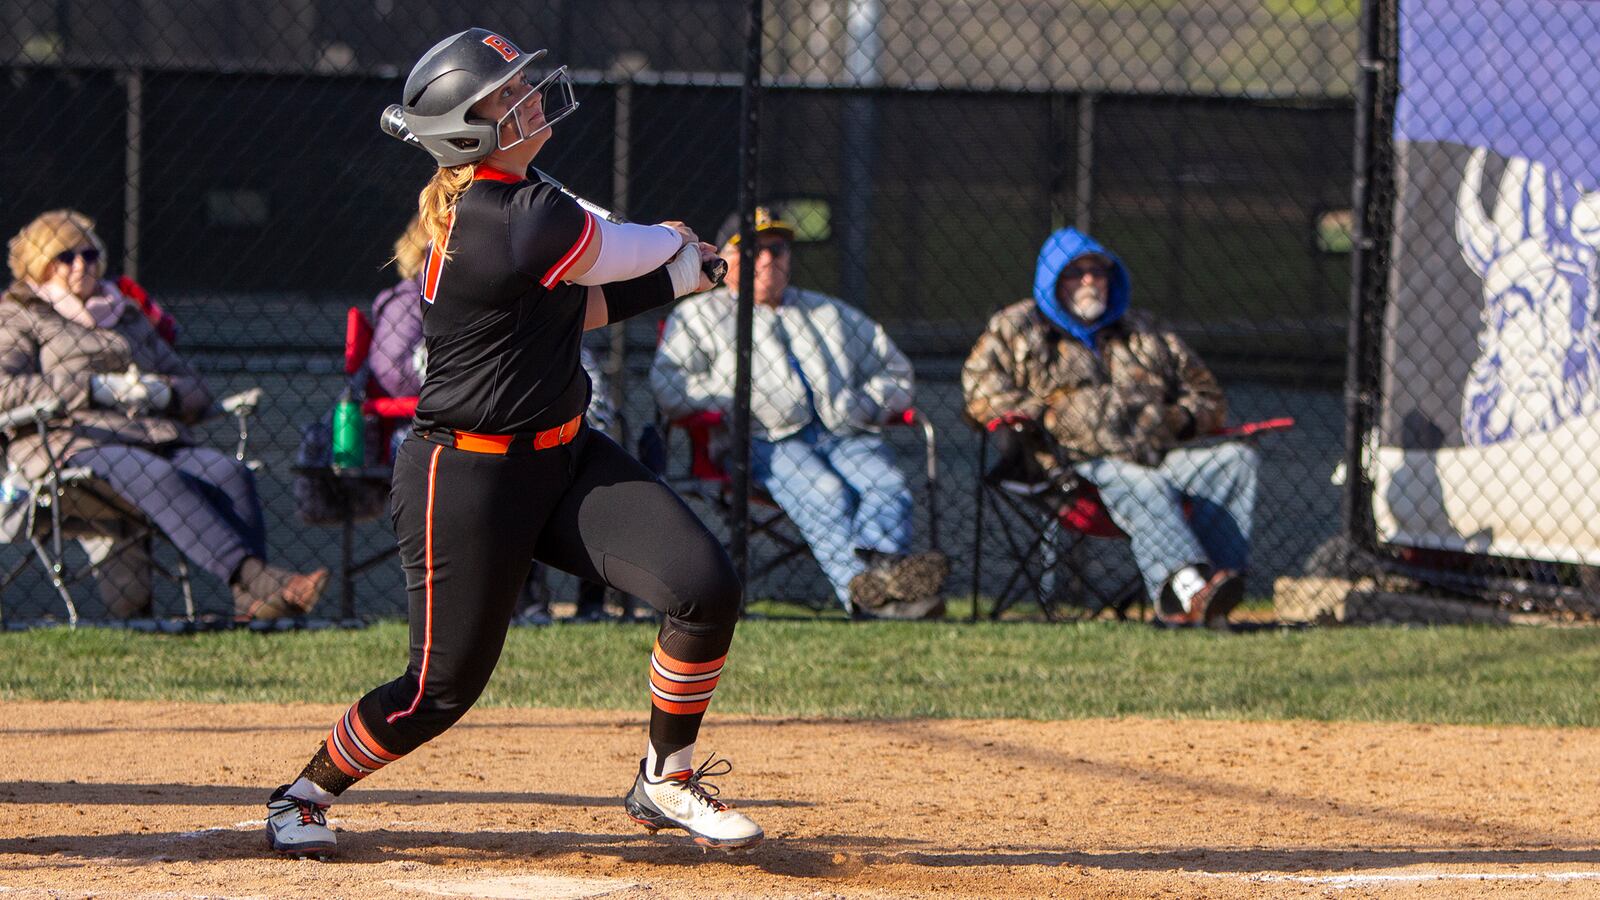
[650,286,914,441]
[0,282,213,480]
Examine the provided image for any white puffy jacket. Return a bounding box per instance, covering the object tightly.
[650,286,914,441]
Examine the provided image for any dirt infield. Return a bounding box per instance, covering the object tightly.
[3,702,1599,898]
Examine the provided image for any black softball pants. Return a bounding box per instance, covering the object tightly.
[305,425,742,791]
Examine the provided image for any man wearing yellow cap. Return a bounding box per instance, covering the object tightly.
[651,207,947,618]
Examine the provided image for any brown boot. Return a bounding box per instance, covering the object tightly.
[233,558,330,620]
[886,551,950,601]
[1196,569,1246,626]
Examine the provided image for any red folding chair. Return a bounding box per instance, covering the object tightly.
[970,414,1294,622]
[345,307,418,462]
[658,408,941,613]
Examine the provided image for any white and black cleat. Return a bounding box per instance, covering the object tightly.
[624,756,763,850]
[265,783,337,856]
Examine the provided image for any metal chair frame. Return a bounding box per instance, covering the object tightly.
[970,416,1294,622]
[660,408,941,614]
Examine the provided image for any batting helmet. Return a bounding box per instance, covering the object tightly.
[389,28,578,167]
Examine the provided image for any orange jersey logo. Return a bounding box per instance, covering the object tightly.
[481,34,519,62]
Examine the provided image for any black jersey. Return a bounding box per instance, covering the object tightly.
[413,165,597,435]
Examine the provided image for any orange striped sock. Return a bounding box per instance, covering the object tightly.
[646,638,727,778]
[648,638,725,717]
[322,703,402,783]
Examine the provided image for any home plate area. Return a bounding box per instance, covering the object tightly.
[2,702,1597,898]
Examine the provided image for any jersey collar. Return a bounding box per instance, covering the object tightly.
[474,164,523,184]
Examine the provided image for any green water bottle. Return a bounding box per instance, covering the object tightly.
[331,388,365,470]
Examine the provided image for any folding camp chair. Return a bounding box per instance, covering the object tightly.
[0,389,264,627]
[970,414,1294,622]
[657,408,940,613]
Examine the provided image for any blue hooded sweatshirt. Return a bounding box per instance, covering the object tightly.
[1032,227,1131,350]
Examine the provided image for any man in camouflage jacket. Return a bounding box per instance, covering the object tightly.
[961,227,1259,626]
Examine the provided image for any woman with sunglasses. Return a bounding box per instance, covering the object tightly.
[0,209,330,619]
[264,29,762,856]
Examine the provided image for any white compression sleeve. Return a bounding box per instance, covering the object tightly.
[569,216,684,286]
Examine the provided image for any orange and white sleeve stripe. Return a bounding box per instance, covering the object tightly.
[648,640,725,716]
[541,211,597,288]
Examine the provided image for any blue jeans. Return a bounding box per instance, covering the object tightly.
[1074,442,1258,602]
[752,424,913,607]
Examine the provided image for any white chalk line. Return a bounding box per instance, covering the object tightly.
[1197,870,1600,888]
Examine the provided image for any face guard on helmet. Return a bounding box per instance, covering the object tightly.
[389,28,580,167]
[493,65,579,153]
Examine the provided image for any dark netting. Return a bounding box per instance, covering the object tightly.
[0,0,1579,629]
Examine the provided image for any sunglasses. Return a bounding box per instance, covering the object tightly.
[1063,263,1109,280]
[55,247,102,266]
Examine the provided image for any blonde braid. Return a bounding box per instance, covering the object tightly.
[416,163,477,263]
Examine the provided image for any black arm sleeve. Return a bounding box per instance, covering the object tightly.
[600,267,675,323]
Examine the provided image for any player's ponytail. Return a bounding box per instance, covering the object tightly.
[417,163,477,262]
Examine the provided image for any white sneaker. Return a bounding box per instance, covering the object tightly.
[623,756,763,849]
[265,784,337,856]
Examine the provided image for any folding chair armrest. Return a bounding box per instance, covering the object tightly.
[1214,417,1295,439]
[891,407,941,551]
[985,411,1039,432]
[0,398,64,434]
[366,396,418,418]
[1181,417,1297,450]
[53,466,98,484]
[219,387,263,417]
[674,410,726,429]
[890,407,938,484]
[213,386,265,462]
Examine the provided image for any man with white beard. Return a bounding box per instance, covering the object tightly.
[962,228,1258,627]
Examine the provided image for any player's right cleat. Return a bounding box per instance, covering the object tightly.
[265,784,337,856]
[624,756,763,849]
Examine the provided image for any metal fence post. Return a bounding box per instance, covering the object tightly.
[1076,92,1095,234]
[609,55,645,446]
[1342,0,1387,555]
[730,0,765,605]
[122,67,142,280]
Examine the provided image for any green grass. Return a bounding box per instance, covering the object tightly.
[4,620,1600,727]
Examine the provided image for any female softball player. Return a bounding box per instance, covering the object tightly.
[264,27,761,854]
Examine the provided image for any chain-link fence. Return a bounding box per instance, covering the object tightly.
[1,0,1576,627]
[1344,0,1600,622]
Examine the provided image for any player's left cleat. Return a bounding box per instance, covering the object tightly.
[624,755,764,849]
[265,784,337,856]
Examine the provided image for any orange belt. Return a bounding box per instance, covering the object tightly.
[427,414,583,455]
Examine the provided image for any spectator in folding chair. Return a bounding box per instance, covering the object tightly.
[961,227,1258,626]
[367,215,613,624]
[1,209,328,620]
[651,206,948,618]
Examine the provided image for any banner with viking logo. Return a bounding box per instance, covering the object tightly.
[1375,0,1600,565]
